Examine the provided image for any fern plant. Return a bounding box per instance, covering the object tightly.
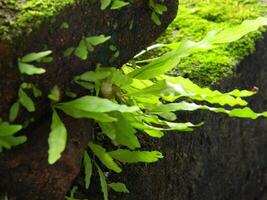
[1,16,267,200]
[50,17,267,199]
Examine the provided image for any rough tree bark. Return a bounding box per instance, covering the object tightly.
[104,32,267,200]
[0,0,178,199]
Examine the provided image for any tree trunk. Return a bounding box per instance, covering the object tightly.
[0,0,178,199]
[105,31,267,200]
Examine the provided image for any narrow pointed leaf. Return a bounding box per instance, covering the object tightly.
[74,39,88,60]
[111,113,140,149]
[109,182,129,193]
[99,122,116,140]
[100,0,111,10]
[212,17,267,44]
[18,62,46,75]
[0,122,22,137]
[9,102,20,122]
[58,107,117,122]
[147,101,267,120]
[111,0,129,10]
[75,71,111,82]
[0,136,27,149]
[109,149,163,163]
[95,163,108,200]
[21,50,52,62]
[56,96,139,113]
[89,143,122,173]
[18,88,35,112]
[84,151,93,189]
[48,110,67,164]
[86,35,111,46]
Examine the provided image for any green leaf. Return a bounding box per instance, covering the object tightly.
[21,50,52,63]
[56,106,117,122]
[129,17,267,80]
[110,69,133,86]
[111,0,129,10]
[228,107,261,119]
[100,0,111,10]
[18,62,46,75]
[89,143,122,173]
[0,122,22,137]
[63,47,75,57]
[143,129,164,138]
[0,136,27,149]
[48,110,68,164]
[151,12,161,26]
[227,89,256,97]
[131,78,248,107]
[147,101,267,120]
[128,46,182,79]
[128,32,216,80]
[124,114,165,138]
[75,71,111,82]
[65,186,78,200]
[128,54,171,78]
[212,17,267,44]
[60,22,69,30]
[138,114,200,131]
[84,151,93,189]
[74,80,95,90]
[9,102,20,122]
[99,122,116,140]
[165,76,249,106]
[153,3,167,15]
[37,56,53,63]
[109,149,163,163]
[109,45,117,51]
[0,138,12,149]
[18,88,35,112]
[56,96,139,113]
[48,86,61,102]
[108,182,129,193]
[86,35,111,46]
[85,42,95,52]
[74,39,88,60]
[65,90,77,98]
[158,112,177,121]
[110,112,140,149]
[20,83,42,98]
[95,162,108,200]
[31,84,43,97]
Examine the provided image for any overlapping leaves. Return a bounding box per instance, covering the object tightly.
[8,16,267,200]
[0,121,26,150]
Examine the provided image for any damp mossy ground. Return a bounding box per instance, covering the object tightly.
[0,0,78,42]
[157,0,267,86]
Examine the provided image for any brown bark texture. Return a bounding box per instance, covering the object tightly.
[103,31,267,200]
[0,0,178,199]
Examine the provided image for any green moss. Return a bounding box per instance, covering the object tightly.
[0,0,79,41]
[158,0,267,86]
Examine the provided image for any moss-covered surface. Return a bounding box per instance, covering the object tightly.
[0,0,79,41]
[158,0,267,86]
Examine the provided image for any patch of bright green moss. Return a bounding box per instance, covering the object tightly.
[158,0,267,86]
[0,0,78,41]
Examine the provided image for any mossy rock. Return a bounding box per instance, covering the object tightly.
[157,0,267,86]
[0,0,79,42]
